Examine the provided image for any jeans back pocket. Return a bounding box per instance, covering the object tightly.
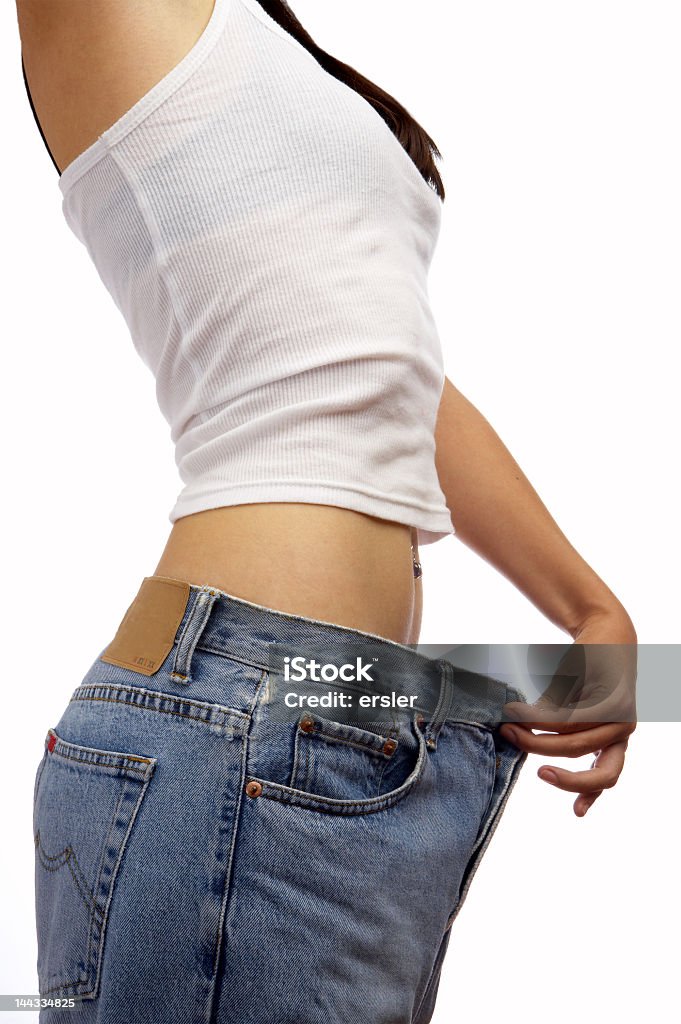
[32,728,156,1000]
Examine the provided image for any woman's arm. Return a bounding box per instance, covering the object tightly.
[434,376,634,637]
[434,376,637,815]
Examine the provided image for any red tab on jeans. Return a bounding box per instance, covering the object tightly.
[46,729,57,753]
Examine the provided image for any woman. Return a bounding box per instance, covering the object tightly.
[19,2,637,1022]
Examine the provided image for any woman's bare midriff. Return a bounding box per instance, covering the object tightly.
[153,504,423,645]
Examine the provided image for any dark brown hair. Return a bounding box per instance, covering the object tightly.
[256,0,445,201]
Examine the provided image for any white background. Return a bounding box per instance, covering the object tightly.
[1,1,678,1021]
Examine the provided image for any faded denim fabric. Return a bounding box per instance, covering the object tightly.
[32,580,527,1023]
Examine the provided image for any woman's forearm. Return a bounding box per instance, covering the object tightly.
[434,376,635,639]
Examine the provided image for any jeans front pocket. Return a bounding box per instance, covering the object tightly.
[289,713,403,802]
[32,728,156,1001]
[247,712,427,816]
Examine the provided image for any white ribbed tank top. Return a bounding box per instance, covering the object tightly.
[58,0,455,545]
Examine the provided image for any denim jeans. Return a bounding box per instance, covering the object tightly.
[32,576,527,1023]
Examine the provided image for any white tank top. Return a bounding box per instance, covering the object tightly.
[58,0,455,545]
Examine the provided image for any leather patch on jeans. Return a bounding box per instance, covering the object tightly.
[100,576,190,676]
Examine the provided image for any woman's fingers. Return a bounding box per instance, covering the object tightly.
[499,721,634,756]
[536,740,628,795]
[503,698,636,729]
[573,789,603,817]
[499,722,632,815]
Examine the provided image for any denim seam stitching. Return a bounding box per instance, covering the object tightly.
[48,748,151,777]
[448,748,528,927]
[70,685,250,727]
[412,923,452,1024]
[70,694,246,732]
[34,834,98,919]
[301,730,395,758]
[376,724,401,795]
[250,726,429,816]
[72,682,251,718]
[206,671,269,1015]
[91,777,152,999]
[290,727,310,792]
[82,784,128,987]
[256,782,416,816]
[193,644,273,674]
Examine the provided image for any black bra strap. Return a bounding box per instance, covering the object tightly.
[21,55,62,175]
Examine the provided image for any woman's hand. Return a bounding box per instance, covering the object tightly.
[500,610,638,817]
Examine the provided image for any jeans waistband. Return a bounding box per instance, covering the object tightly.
[101,576,525,742]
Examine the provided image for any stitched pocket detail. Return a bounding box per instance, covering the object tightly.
[247,718,428,816]
[33,729,156,1001]
[289,714,401,801]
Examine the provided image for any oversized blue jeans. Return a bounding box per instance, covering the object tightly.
[32,576,527,1023]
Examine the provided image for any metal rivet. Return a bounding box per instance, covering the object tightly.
[245,780,263,798]
[426,738,437,751]
[382,739,397,756]
[299,716,315,733]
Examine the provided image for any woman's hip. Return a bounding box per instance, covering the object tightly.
[31,576,526,1023]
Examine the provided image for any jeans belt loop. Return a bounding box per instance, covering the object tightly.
[170,585,220,686]
[423,660,454,751]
